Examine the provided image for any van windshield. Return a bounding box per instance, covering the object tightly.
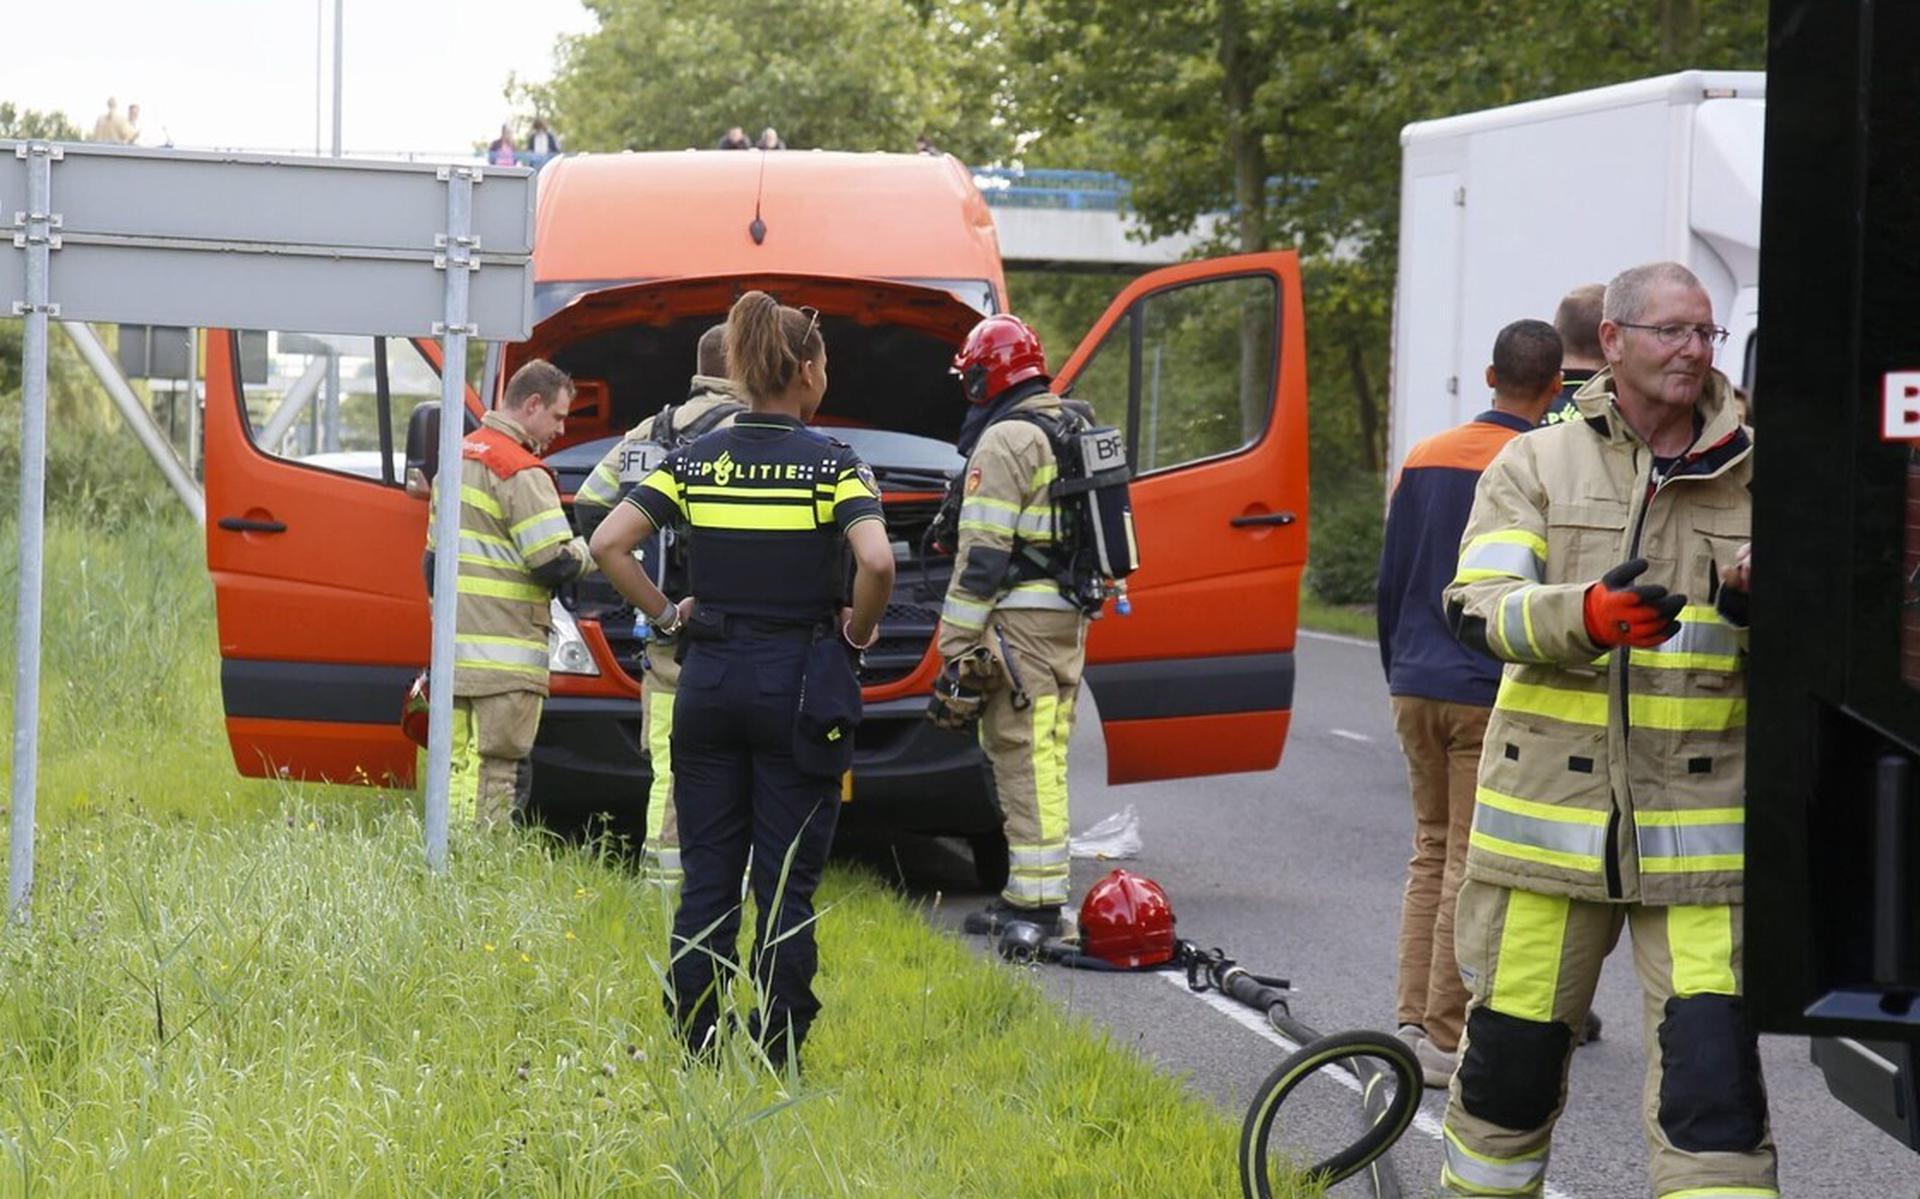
[533,277,996,323]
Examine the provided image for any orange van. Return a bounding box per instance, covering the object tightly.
[202,150,1308,882]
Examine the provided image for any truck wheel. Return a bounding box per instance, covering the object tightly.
[968,831,1010,891]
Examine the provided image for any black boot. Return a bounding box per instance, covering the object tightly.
[963,900,1062,937]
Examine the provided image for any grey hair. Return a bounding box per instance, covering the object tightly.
[1603,262,1704,324]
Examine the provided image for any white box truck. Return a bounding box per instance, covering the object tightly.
[1389,70,1765,477]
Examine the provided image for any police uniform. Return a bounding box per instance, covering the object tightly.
[623,412,883,1062]
[427,411,594,828]
[573,376,744,886]
[1438,368,1766,1198]
[938,382,1087,915]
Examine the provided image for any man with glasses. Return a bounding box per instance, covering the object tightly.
[1436,262,1767,1198]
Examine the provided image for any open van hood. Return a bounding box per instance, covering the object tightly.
[511,273,986,446]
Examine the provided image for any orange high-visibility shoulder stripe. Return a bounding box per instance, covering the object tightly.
[1401,419,1526,474]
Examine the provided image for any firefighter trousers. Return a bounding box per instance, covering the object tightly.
[642,642,683,886]
[1390,696,1488,1053]
[450,691,542,830]
[1440,879,1777,1198]
[979,609,1086,910]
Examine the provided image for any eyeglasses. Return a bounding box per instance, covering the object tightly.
[1615,321,1730,350]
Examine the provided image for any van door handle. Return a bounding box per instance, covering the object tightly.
[1230,511,1296,528]
[218,516,289,534]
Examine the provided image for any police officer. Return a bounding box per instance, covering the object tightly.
[590,291,894,1068]
[933,315,1088,937]
[427,359,595,828]
[574,324,744,888]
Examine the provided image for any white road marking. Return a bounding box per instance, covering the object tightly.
[1160,972,1579,1199]
[1329,728,1373,743]
[1297,628,1376,649]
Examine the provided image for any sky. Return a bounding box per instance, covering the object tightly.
[3,0,599,154]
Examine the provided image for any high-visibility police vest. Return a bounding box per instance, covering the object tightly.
[1443,367,1752,906]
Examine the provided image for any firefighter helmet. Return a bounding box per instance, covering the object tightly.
[401,671,430,748]
[951,314,1048,404]
[1079,869,1176,968]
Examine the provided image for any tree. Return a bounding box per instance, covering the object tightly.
[0,102,81,142]
[521,0,1020,162]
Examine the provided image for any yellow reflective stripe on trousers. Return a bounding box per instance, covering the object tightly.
[940,592,991,631]
[1441,1126,1548,1196]
[1658,1187,1779,1198]
[1470,788,1608,874]
[645,681,676,843]
[1667,904,1737,996]
[460,484,503,518]
[1456,530,1547,585]
[1636,807,1744,874]
[455,633,549,676]
[1489,889,1570,1023]
[457,575,548,602]
[1630,605,1742,671]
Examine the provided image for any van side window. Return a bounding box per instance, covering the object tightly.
[236,333,442,486]
[1063,274,1279,476]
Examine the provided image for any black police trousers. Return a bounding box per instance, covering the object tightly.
[667,635,840,1064]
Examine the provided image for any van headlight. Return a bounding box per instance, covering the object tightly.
[549,601,600,676]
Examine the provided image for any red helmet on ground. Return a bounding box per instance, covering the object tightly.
[401,671,430,748]
[951,314,1048,404]
[1079,869,1176,968]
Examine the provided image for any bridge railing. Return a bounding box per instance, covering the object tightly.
[971,167,1131,212]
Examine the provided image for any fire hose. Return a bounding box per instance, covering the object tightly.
[988,873,1424,1199]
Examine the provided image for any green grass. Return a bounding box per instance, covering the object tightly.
[0,513,1320,1197]
[1298,584,1376,640]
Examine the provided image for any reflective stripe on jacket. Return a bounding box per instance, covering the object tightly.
[429,412,594,698]
[937,392,1078,659]
[574,379,742,513]
[1442,367,1752,905]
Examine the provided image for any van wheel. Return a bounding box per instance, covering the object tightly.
[968,831,1010,892]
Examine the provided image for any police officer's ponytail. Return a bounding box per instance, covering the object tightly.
[725,290,824,402]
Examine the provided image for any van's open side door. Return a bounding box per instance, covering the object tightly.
[203,328,479,785]
[1053,253,1309,784]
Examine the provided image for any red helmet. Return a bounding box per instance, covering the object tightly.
[951,314,1048,404]
[1079,869,1175,969]
[401,671,430,748]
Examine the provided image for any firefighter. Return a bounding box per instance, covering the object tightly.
[573,324,744,887]
[589,291,894,1069]
[1438,262,1768,1198]
[934,315,1087,937]
[427,359,595,829]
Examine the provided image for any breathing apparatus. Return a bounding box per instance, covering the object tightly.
[983,870,1423,1199]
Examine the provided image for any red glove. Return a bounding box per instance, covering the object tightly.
[1583,558,1686,648]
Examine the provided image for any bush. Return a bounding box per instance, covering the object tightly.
[1308,475,1386,606]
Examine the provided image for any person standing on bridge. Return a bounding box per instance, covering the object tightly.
[573,324,745,889]
[1438,262,1767,1198]
[1376,318,1564,1089]
[427,360,595,829]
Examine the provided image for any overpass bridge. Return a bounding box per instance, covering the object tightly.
[972,168,1218,271]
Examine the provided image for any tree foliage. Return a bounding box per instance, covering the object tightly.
[522,0,1020,161]
[0,102,81,142]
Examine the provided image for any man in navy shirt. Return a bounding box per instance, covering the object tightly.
[1377,319,1563,1086]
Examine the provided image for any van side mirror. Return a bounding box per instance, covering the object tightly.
[406,402,441,493]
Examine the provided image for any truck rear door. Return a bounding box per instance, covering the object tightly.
[202,328,471,785]
[1053,253,1309,784]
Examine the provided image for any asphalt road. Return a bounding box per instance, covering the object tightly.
[851,630,1920,1199]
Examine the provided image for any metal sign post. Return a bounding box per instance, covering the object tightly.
[8,143,57,923]
[422,165,478,874]
[0,140,534,911]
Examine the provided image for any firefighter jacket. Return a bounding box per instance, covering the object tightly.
[573,376,742,518]
[938,390,1080,660]
[1443,367,1752,906]
[429,411,594,699]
